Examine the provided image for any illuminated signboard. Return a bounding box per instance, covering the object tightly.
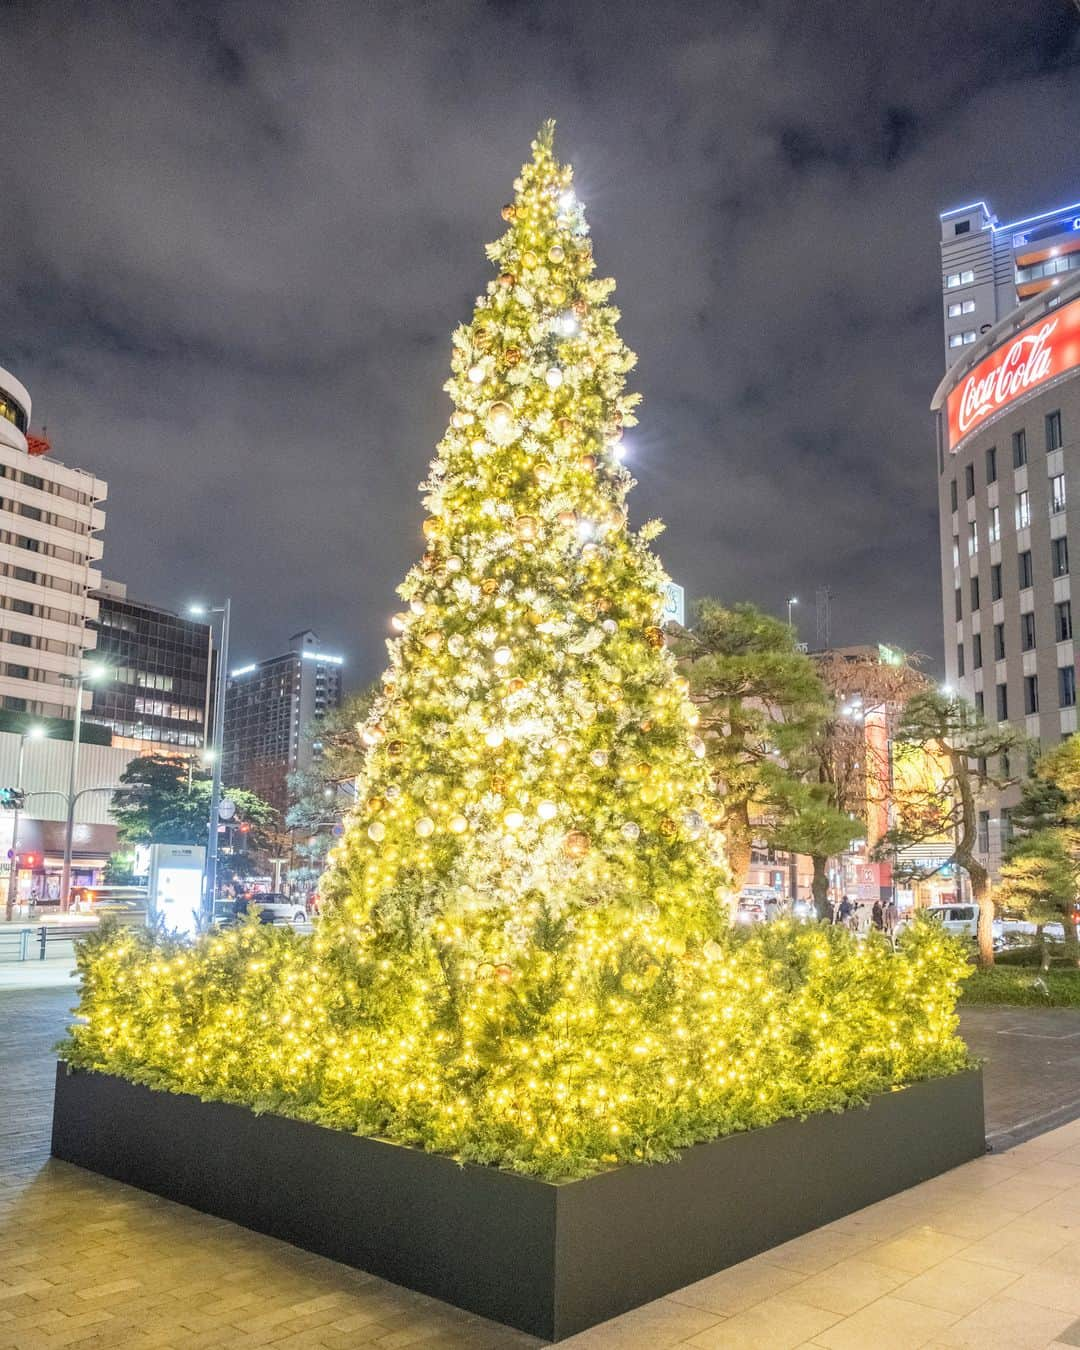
[947,292,1080,451]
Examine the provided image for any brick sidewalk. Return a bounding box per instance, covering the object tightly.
[6,987,1080,1348]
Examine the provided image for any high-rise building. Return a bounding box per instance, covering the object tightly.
[223,630,343,815]
[933,194,1080,877]
[86,579,213,754]
[939,197,1080,362]
[0,363,107,720]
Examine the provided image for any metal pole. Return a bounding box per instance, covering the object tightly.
[203,599,231,923]
[5,736,27,922]
[60,678,85,912]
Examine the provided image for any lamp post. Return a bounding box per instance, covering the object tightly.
[5,724,45,922]
[787,595,799,631]
[189,599,231,923]
[59,663,109,912]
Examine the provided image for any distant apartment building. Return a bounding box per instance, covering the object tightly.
[223,630,343,815]
[0,362,106,721]
[86,579,213,755]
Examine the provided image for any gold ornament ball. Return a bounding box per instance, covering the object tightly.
[563,829,591,860]
[580,453,597,471]
[367,821,386,842]
[644,625,665,649]
[514,514,539,542]
[534,461,555,485]
[449,814,468,834]
[501,202,517,221]
[522,249,538,268]
[658,817,677,838]
[490,773,508,793]
[556,416,575,437]
[497,271,516,288]
[387,740,405,759]
[552,736,572,757]
[481,577,499,595]
[415,816,435,838]
[556,508,577,529]
[572,297,587,317]
[502,345,522,367]
[548,243,565,263]
[422,517,442,539]
[494,963,514,983]
[507,676,526,693]
[421,630,442,650]
[367,795,385,813]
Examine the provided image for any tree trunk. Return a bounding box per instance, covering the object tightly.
[811,854,830,921]
[968,861,995,968]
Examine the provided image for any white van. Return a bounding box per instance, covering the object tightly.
[896,903,1002,946]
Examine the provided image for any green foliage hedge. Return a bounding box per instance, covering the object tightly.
[960,966,1080,1007]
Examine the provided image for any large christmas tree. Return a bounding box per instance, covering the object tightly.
[67,126,969,1180]
[319,120,727,961]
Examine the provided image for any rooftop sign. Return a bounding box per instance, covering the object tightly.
[947,292,1080,452]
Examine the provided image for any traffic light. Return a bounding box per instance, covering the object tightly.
[0,787,25,809]
[18,853,39,868]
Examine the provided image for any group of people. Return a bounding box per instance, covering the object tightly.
[832,893,900,935]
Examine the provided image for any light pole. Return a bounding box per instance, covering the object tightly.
[190,599,231,923]
[5,724,45,921]
[787,595,799,631]
[60,663,109,911]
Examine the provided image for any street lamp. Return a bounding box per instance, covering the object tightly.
[787,596,798,630]
[59,662,109,911]
[189,599,231,922]
[5,724,45,922]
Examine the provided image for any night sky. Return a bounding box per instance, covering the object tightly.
[4,2,1079,686]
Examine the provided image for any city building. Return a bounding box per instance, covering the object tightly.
[86,579,213,755]
[223,630,343,815]
[0,363,107,720]
[0,727,137,902]
[939,197,1080,361]
[933,217,1080,876]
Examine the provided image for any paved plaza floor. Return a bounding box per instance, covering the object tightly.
[5,987,1080,1348]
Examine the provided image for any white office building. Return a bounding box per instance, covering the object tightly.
[0,364,107,718]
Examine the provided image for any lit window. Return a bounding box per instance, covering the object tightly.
[1015,490,1031,530]
[988,505,1001,543]
[968,521,979,557]
[963,330,977,344]
[1051,474,1066,514]
[949,333,964,348]
[963,299,976,314]
[947,302,963,318]
[946,272,961,288]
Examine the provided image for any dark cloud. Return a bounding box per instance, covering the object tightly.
[3,0,1079,682]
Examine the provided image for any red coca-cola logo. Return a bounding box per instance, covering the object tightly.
[947,292,1080,451]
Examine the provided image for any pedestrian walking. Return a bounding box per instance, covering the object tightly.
[871,899,884,931]
[764,894,779,923]
[837,894,853,926]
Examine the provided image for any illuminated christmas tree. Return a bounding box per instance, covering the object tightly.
[67,125,970,1181]
[320,119,726,962]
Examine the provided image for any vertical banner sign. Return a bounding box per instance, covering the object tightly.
[149,843,205,938]
[947,292,1080,451]
[662,581,686,627]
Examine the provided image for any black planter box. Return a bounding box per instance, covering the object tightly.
[52,1063,984,1341]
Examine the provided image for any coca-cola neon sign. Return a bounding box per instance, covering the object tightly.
[947,292,1080,451]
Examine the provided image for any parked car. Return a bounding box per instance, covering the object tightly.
[236,893,308,926]
[895,903,1004,948]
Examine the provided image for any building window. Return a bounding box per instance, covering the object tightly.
[957,643,966,677]
[8,631,32,647]
[1021,611,1036,651]
[985,445,997,483]
[978,810,990,854]
[946,269,975,288]
[1019,550,1033,589]
[1061,666,1077,708]
[997,683,1008,720]
[953,535,960,569]
[955,221,972,237]
[2,696,27,712]
[1047,410,1063,452]
[1013,429,1027,467]
[1057,601,1073,642]
[963,330,977,344]
[973,632,983,669]
[955,587,963,621]
[970,575,980,611]
[948,302,963,318]
[963,298,976,313]
[1025,673,1040,715]
[1001,806,1013,842]
[950,478,958,512]
[1053,536,1070,577]
[991,562,1002,601]
[968,521,979,557]
[1051,474,1067,514]
[1016,490,1031,530]
[949,334,964,349]
[965,463,975,498]
[994,622,1005,660]
[975,690,985,716]
[988,505,1000,543]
